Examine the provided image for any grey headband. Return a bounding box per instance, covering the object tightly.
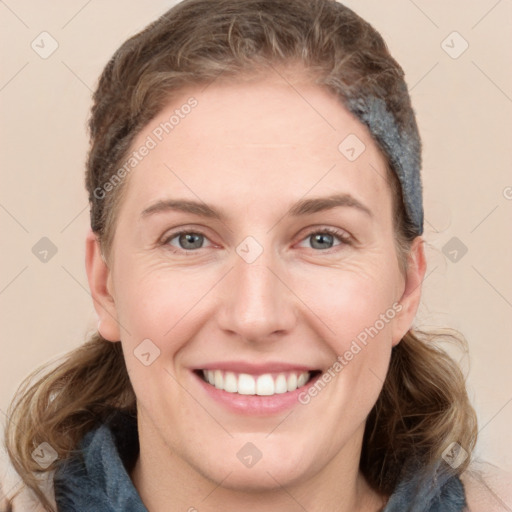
[344,95,423,236]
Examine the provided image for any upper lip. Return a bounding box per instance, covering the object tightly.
[195,361,320,374]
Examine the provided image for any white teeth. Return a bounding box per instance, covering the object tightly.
[256,374,274,396]
[238,373,256,395]
[274,374,288,394]
[224,372,238,393]
[201,370,312,396]
[287,373,297,391]
[214,369,223,389]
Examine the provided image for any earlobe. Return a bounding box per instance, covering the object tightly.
[85,228,121,342]
[391,236,427,346]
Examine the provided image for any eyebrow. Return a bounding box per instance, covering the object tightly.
[140,193,373,221]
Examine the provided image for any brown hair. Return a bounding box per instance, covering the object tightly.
[4,1,477,509]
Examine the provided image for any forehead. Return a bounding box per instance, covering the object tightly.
[118,77,391,221]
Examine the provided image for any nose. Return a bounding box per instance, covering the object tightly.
[216,248,297,343]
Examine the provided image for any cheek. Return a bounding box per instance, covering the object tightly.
[293,264,398,407]
[294,260,400,343]
[110,261,235,417]
[113,255,212,335]
[113,266,208,424]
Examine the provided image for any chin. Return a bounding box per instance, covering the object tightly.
[209,464,307,492]
[193,446,315,492]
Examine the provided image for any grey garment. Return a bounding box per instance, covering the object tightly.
[54,412,147,512]
[383,460,466,512]
[53,410,465,512]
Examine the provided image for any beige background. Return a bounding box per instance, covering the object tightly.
[1,0,511,472]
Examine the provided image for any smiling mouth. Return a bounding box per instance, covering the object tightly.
[195,369,321,396]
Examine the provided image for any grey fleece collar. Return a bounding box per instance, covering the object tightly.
[53,411,465,511]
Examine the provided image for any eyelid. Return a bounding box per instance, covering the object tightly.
[160,228,214,249]
[295,226,353,248]
[160,225,353,254]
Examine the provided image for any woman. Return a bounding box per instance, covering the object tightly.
[1,0,510,510]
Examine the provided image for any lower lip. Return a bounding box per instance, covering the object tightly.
[192,371,321,416]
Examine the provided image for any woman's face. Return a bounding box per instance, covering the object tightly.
[87,75,425,493]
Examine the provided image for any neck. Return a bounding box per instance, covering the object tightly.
[130,413,386,512]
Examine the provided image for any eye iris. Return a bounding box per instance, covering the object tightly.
[311,233,334,250]
[179,233,203,249]
[173,231,339,251]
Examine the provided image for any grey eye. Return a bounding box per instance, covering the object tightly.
[309,233,335,250]
[170,232,205,250]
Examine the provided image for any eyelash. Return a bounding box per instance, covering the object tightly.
[160,227,352,254]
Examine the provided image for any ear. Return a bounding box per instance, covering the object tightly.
[391,236,427,346]
[85,228,121,342]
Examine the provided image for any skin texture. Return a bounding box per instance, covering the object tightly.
[86,73,426,512]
